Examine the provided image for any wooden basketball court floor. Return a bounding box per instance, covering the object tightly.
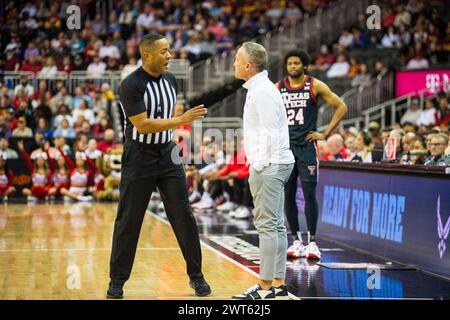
[0,202,258,300]
[2,202,450,300]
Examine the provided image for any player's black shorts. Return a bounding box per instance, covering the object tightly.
[290,141,319,183]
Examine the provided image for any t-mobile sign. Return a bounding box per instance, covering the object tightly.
[395,69,450,97]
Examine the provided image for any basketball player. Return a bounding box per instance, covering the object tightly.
[276,50,348,260]
[107,34,211,299]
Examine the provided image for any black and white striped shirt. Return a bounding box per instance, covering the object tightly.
[119,66,177,144]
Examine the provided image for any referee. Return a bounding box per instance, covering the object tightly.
[107,34,211,299]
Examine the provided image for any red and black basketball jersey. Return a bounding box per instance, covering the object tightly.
[277,76,318,144]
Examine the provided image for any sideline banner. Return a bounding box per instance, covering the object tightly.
[315,164,450,279]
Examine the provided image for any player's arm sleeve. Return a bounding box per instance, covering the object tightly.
[119,77,147,118]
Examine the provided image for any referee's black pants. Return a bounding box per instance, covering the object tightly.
[109,141,203,285]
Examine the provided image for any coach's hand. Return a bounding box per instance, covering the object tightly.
[305,131,327,142]
[179,105,208,124]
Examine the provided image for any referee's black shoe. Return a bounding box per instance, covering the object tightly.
[106,282,123,299]
[189,277,212,297]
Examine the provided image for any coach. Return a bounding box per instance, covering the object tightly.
[232,42,295,300]
[107,34,211,299]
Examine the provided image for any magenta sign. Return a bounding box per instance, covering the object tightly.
[395,69,450,97]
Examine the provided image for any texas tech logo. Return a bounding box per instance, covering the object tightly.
[307,165,316,176]
[437,195,450,259]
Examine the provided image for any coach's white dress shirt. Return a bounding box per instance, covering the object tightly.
[242,70,294,172]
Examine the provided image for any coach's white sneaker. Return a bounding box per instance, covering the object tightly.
[287,240,307,258]
[304,241,321,260]
[232,284,275,300]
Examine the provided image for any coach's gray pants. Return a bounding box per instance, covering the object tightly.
[249,163,294,281]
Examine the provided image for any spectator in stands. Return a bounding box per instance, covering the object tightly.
[344,132,356,155]
[93,117,110,140]
[402,122,417,135]
[400,132,418,164]
[216,29,235,55]
[72,54,86,71]
[351,64,372,87]
[406,51,429,70]
[0,138,19,159]
[400,98,421,125]
[326,54,350,79]
[13,88,30,111]
[87,55,107,78]
[77,121,94,140]
[53,134,71,156]
[50,87,73,114]
[53,118,76,139]
[53,104,74,129]
[4,49,21,71]
[39,56,58,77]
[121,57,139,80]
[24,41,40,61]
[73,86,93,109]
[348,56,361,77]
[99,36,121,60]
[381,6,395,28]
[86,138,103,161]
[14,75,34,97]
[437,95,450,127]
[383,128,404,162]
[136,3,155,31]
[351,29,368,49]
[12,116,33,138]
[381,26,401,48]
[118,3,134,39]
[97,129,118,154]
[35,117,53,139]
[20,54,42,74]
[0,115,12,140]
[73,99,95,126]
[372,61,389,79]
[312,45,335,71]
[92,13,107,36]
[323,134,349,161]
[347,131,373,163]
[424,133,450,166]
[100,83,114,109]
[338,29,354,48]
[417,100,437,127]
[394,3,411,27]
[316,140,329,160]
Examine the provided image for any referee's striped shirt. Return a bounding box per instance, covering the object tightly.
[119,66,177,145]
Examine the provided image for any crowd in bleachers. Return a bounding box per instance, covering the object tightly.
[309,0,449,88]
[1,0,334,76]
[314,90,450,165]
[0,0,449,211]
